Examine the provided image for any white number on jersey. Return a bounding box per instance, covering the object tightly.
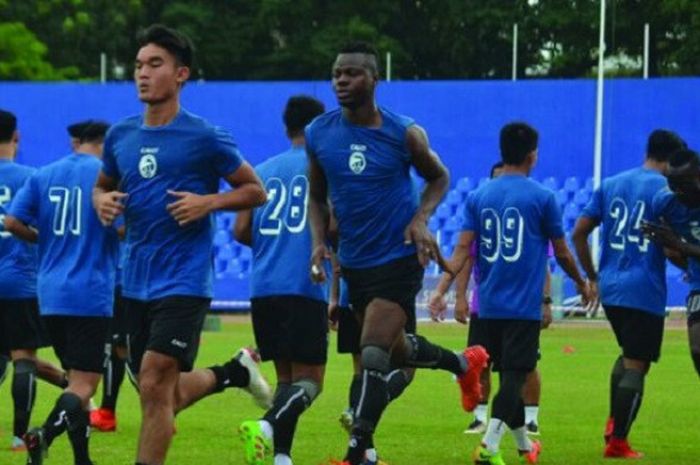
[480,208,525,262]
[259,176,309,236]
[48,186,82,236]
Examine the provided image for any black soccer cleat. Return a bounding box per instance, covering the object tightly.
[23,427,48,465]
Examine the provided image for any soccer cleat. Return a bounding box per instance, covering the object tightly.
[604,417,614,444]
[473,445,506,465]
[339,408,354,434]
[24,427,48,465]
[10,435,26,452]
[90,408,117,432]
[238,420,272,465]
[604,437,643,459]
[236,348,273,409]
[363,459,389,465]
[464,419,487,434]
[525,421,540,436]
[457,345,489,412]
[519,440,541,464]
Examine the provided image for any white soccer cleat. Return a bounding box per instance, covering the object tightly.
[236,348,273,409]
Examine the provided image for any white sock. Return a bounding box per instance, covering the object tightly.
[511,426,533,451]
[525,405,539,424]
[365,448,378,462]
[474,403,488,423]
[482,418,507,454]
[259,420,274,440]
[274,453,293,465]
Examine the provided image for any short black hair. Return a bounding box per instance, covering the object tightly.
[500,122,539,165]
[283,96,325,136]
[338,41,379,75]
[0,110,17,143]
[67,120,95,139]
[647,129,686,162]
[669,148,699,169]
[79,121,109,144]
[137,24,194,68]
[490,161,504,178]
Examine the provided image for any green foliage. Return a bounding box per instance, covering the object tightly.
[0,22,78,79]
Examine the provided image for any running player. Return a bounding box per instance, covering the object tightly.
[67,121,95,152]
[6,121,117,465]
[306,41,488,465]
[572,129,685,459]
[233,95,327,465]
[643,148,700,380]
[0,109,69,452]
[442,122,591,465]
[92,24,271,465]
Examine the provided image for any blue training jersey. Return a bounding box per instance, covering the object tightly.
[462,174,564,320]
[102,109,244,300]
[0,160,37,299]
[305,107,419,269]
[581,167,667,315]
[652,188,700,293]
[249,146,325,301]
[9,154,118,317]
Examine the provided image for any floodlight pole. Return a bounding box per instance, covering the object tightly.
[386,52,392,82]
[512,24,518,81]
[592,0,606,266]
[643,23,650,79]
[100,53,107,84]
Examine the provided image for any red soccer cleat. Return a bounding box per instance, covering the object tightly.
[604,438,644,459]
[457,345,489,412]
[519,440,542,464]
[90,408,117,432]
[604,417,614,444]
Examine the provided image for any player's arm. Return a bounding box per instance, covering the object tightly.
[405,125,451,270]
[328,249,341,330]
[542,264,553,328]
[307,147,331,283]
[233,209,253,246]
[93,172,127,226]
[452,253,473,324]
[3,216,37,243]
[572,216,600,282]
[167,163,266,226]
[552,237,592,305]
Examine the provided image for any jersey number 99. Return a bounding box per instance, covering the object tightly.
[480,208,524,263]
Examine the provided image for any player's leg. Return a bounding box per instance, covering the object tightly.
[0,352,8,386]
[523,368,541,434]
[466,313,491,434]
[688,313,700,379]
[337,305,363,433]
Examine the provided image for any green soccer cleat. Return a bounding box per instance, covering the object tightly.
[473,444,506,465]
[238,420,272,465]
[339,408,353,434]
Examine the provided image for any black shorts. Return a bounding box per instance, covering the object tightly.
[0,299,50,351]
[337,304,417,355]
[686,292,700,326]
[108,287,128,347]
[342,254,424,324]
[44,315,110,373]
[484,319,541,372]
[604,305,664,362]
[251,295,328,365]
[467,313,489,348]
[124,295,210,373]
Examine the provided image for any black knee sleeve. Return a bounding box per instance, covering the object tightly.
[12,359,37,437]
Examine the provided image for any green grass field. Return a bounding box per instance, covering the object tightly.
[1,318,697,465]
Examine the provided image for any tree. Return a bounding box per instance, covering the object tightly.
[0,22,77,80]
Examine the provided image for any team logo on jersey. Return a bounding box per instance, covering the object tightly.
[139,154,158,179]
[348,144,367,174]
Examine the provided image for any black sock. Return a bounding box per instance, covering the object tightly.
[43,392,82,446]
[386,369,412,401]
[264,384,312,456]
[66,408,91,465]
[273,382,291,403]
[609,356,624,418]
[0,355,9,386]
[491,371,527,428]
[612,369,645,439]
[102,352,126,411]
[348,374,362,413]
[345,370,389,465]
[405,334,465,375]
[208,357,250,392]
[12,359,37,438]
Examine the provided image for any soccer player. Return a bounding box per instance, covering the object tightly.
[643,148,700,380]
[92,24,271,465]
[306,41,488,465]
[233,95,327,465]
[0,109,70,451]
[572,129,685,459]
[442,122,591,465]
[429,161,550,436]
[5,121,117,465]
[67,120,95,152]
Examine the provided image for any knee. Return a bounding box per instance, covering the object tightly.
[139,372,169,404]
[293,378,322,402]
[360,345,391,374]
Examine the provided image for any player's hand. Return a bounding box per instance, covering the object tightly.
[166,190,213,226]
[577,279,593,307]
[94,191,127,226]
[641,221,682,250]
[328,300,339,331]
[586,279,601,317]
[310,243,330,283]
[454,296,469,325]
[404,217,454,275]
[428,291,447,322]
[541,302,553,329]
